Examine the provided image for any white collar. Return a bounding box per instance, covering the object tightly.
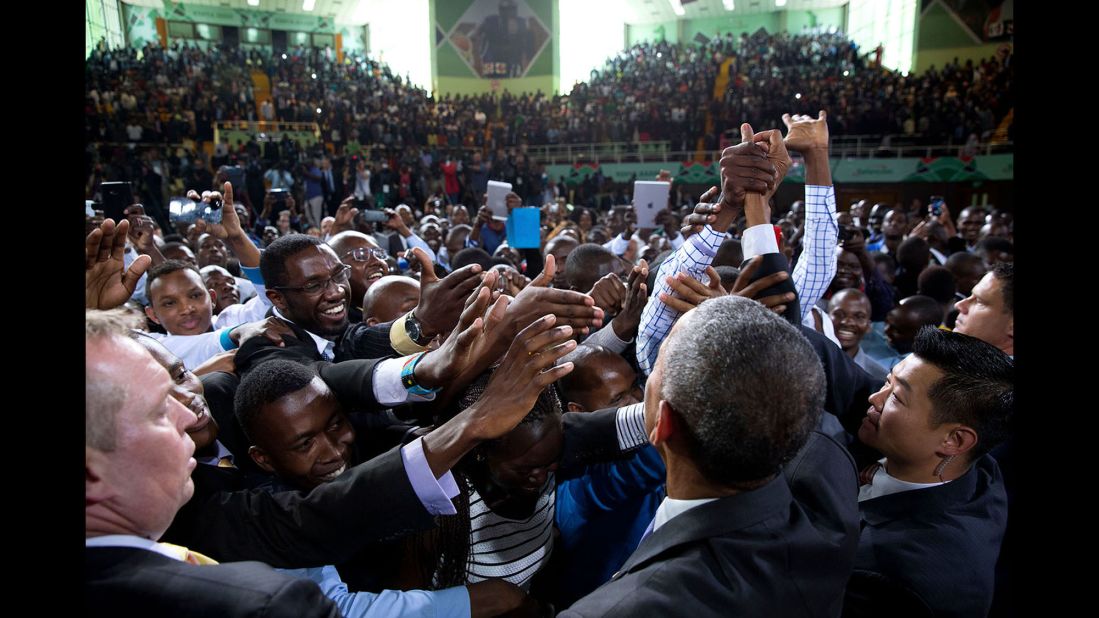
[858,457,946,502]
[653,495,719,532]
[86,535,181,561]
[272,307,334,358]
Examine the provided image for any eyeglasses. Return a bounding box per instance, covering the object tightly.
[342,246,388,262]
[274,264,352,296]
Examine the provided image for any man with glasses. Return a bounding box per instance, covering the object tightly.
[328,231,391,324]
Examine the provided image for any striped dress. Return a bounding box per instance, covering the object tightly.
[465,475,556,591]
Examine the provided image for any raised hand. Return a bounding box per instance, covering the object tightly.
[658,265,725,314]
[760,127,793,201]
[506,254,604,336]
[414,281,498,388]
[188,182,244,240]
[86,218,151,310]
[718,124,775,210]
[611,259,649,340]
[125,204,159,255]
[462,313,577,439]
[330,197,359,235]
[730,256,796,315]
[679,186,722,238]
[781,110,830,153]
[385,208,408,234]
[409,246,484,339]
[587,273,627,315]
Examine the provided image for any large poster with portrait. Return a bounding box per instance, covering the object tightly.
[434,0,555,94]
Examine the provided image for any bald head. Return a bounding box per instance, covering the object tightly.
[362,276,420,326]
[885,295,943,354]
[557,345,641,413]
[328,230,380,255]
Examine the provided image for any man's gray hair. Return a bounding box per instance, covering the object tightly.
[661,296,825,489]
[86,309,144,450]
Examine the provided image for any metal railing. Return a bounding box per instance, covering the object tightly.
[526,136,1013,165]
[213,120,320,143]
[523,141,673,165]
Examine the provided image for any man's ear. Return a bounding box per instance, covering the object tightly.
[249,446,275,474]
[144,305,161,326]
[940,425,979,459]
[566,402,586,413]
[1006,316,1013,340]
[266,288,288,313]
[649,400,677,447]
[86,447,112,506]
[366,317,379,327]
[207,288,218,306]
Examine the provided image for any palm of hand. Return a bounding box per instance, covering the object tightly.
[86,258,130,309]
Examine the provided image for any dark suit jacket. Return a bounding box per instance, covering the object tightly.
[86,546,339,617]
[846,455,1008,618]
[387,232,406,258]
[234,310,398,376]
[799,325,888,469]
[783,428,862,618]
[175,445,440,568]
[561,474,857,617]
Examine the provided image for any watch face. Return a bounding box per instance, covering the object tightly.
[405,315,422,341]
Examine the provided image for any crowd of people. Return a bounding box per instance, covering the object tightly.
[84,29,1013,239]
[86,29,1013,154]
[86,92,1017,617]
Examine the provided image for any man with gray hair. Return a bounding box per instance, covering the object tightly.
[85,308,340,616]
[563,296,856,617]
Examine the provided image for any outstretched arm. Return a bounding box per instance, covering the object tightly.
[783,111,838,319]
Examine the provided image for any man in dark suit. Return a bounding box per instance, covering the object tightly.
[845,327,1013,618]
[563,296,854,617]
[86,301,580,615]
[86,309,340,617]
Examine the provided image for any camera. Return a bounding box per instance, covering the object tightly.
[929,195,944,217]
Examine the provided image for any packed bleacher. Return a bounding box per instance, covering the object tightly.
[85,28,1017,618]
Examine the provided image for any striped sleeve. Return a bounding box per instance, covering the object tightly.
[793,184,839,320]
[635,225,724,376]
[616,403,649,450]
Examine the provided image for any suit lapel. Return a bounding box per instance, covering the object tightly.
[859,460,981,526]
[617,475,794,575]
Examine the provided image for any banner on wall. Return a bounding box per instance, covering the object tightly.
[435,0,553,80]
[545,155,1014,186]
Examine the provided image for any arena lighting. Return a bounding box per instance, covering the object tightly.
[351,0,371,24]
[775,0,787,7]
[316,107,322,114]
[723,0,735,10]
[282,53,288,59]
[303,0,316,11]
[247,0,259,6]
[795,92,802,99]
[668,0,685,17]
[311,72,317,79]
[843,70,850,76]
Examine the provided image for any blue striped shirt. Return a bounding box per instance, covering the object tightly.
[636,185,838,376]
